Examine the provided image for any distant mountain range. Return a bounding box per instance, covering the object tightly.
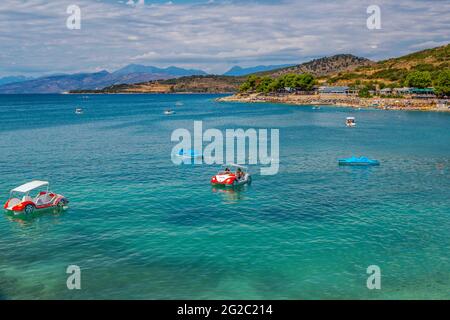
[223,64,296,76]
[0,64,295,93]
[0,51,413,94]
[113,64,208,76]
[0,65,208,94]
[0,76,34,86]
[5,44,446,95]
[72,54,379,94]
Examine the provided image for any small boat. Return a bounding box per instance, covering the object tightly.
[164,110,175,115]
[75,108,84,115]
[175,102,184,106]
[3,181,69,216]
[346,117,356,127]
[177,149,203,159]
[211,164,251,187]
[338,156,380,166]
[312,106,321,110]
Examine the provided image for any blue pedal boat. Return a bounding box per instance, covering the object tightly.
[338,156,380,166]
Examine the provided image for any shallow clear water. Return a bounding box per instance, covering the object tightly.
[0,94,449,300]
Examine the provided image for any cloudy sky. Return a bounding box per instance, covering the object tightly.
[0,0,449,77]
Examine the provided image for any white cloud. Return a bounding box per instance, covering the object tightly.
[0,0,448,76]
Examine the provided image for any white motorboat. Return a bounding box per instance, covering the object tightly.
[346,117,356,127]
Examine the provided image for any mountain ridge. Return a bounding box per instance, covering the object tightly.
[113,64,208,76]
[70,54,375,94]
[326,44,449,86]
[74,45,449,94]
[0,65,209,94]
[3,44,448,94]
[223,64,296,76]
[256,54,374,78]
[0,76,35,86]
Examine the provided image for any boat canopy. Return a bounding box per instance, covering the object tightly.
[11,181,49,193]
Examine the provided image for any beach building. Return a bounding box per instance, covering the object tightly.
[379,88,393,95]
[393,87,412,95]
[272,87,292,95]
[392,87,435,97]
[318,86,358,95]
[410,88,435,98]
[276,87,316,95]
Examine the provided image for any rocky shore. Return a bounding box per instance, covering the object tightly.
[218,93,450,112]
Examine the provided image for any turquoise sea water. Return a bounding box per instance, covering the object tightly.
[0,94,449,300]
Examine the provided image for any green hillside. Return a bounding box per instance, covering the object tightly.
[239,44,450,96]
[327,44,449,88]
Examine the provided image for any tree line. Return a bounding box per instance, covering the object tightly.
[239,69,450,97]
[405,70,449,96]
[239,74,316,93]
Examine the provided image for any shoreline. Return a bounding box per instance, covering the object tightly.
[66,91,235,95]
[217,93,450,112]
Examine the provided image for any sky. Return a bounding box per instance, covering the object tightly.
[0,0,449,77]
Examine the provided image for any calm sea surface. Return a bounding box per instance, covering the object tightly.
[0,94,449,299]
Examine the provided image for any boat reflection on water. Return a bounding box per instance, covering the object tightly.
[3,206,67,226]
[211,184,250,203]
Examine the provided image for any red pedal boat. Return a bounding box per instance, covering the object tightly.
[4,181,69,216]
[211,164,252,187]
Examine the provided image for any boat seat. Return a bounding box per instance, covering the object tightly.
[7,198,21,209]
[22,196,33,203]
[34,194,52,205]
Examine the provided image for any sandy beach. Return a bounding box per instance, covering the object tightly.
[218,93,450,112]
